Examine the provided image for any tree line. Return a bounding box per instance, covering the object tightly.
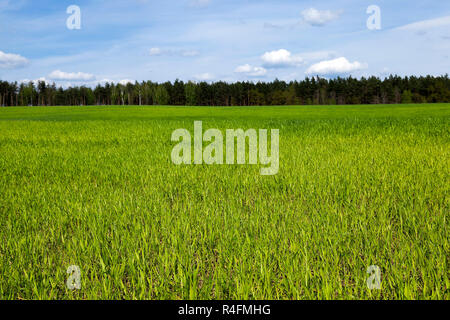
[0,75,449,107]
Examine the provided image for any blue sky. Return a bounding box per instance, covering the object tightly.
[0,0,449,86]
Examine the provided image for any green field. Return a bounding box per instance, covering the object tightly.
[0,104,448,300]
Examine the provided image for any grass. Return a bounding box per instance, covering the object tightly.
[0,104,448,300]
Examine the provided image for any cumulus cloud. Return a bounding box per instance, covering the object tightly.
[119,79,135,85]
[301,8,342,27]
[234,64,267,77]
[92,79,135,86]
[48,70,95,81]
[20,77,49,85]
[194,73,214,81]
[305,57,367,76]
[261,49,303,68]
[0,50,29,69]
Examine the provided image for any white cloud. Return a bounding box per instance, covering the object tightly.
[305,57,367,76]
[23,77,136,89]
[380,67,391,77]
[396,15,450,32]
[48,70,95,81]
[261,49,303,68]
[0,51,29,69]
[234,64,267,77]
[20,77,50,85]
[149,47,163,56]
[301,8,342,27]
[118,79,135,85]
[95,78,115,84]
[194,73,214,81]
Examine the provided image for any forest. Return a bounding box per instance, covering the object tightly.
[0,75,449,107]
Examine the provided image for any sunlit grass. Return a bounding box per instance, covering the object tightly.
[0,104,448,300]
